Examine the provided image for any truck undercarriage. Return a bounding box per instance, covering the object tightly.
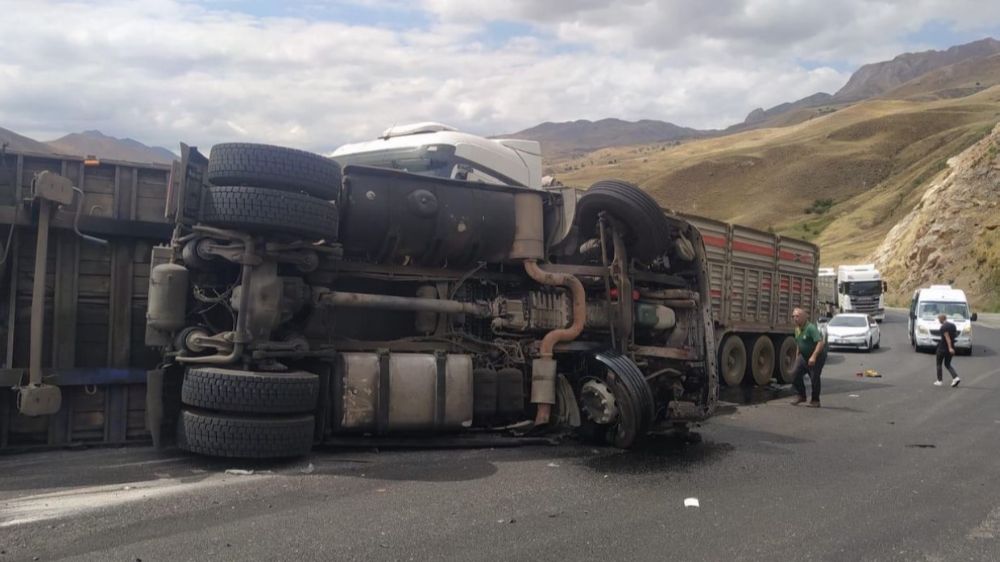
[145,143,718,458]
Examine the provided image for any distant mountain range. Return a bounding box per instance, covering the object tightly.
[735,37,1000,128]
[0,127,176,164]
[833,37,1000,102]
[505,37,1000,157]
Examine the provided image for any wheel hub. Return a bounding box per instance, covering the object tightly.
[580,380,618,424]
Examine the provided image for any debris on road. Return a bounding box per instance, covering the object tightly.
[224,469,254,476]
[855,369,882,378]
[684,498,700,508]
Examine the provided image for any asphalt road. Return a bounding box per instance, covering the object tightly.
[2,310,1000,561]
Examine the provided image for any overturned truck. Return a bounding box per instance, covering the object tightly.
[148,128,718,458]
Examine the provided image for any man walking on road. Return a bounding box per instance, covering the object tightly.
[934,313,961,387]
[791,307,826,407]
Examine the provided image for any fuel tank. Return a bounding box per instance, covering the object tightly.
[334,352,473,433]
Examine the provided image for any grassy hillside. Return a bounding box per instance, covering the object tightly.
[554,87,1000,272]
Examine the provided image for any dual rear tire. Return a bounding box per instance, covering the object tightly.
[200,144,341,240]
[177,367,320,458]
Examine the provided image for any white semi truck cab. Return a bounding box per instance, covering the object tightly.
[836,264,886,321]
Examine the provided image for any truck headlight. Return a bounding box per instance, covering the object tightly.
[917,326,928,335]
[963,324,971,335]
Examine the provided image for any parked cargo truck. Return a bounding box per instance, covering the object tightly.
[683,216,819,387]
[143,126,720,458]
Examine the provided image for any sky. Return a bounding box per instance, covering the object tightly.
[1,0,999,154]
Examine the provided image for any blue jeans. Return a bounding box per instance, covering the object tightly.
[792,354,825,401]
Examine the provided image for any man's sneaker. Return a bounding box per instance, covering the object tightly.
[933,381,943,386]
[806,401,821,408]
[791,396,807,405]
[951,377,961,388]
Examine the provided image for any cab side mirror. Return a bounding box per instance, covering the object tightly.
[971,312,978,322]
[882,281,888,292]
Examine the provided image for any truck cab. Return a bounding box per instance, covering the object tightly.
[836,264,886,321]
[908,285,977,354]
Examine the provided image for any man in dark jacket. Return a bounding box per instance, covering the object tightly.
[791,307,826,407]
[934,313,961,387]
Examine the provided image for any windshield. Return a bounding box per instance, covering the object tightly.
[829,316,868,328]
[334,146,456,178]
[918,302,970,321]
[844,280,882,296]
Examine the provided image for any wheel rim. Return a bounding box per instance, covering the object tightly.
[751,336,775,386]
[778,336,798,384]
[720,337,747,386]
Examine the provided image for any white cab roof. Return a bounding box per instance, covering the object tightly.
[331,123,543,188]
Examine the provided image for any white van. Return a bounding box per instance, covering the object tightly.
[908,285,978,354]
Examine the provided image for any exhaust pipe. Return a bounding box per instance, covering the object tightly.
[523,259,586,425]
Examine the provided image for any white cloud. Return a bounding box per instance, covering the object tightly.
[0,0,997,153]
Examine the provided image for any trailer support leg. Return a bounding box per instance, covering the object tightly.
[16,198,62,416]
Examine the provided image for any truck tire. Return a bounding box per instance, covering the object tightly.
[201,185,338,240]
[576,180,672,261]
[177,409,314,458]
[182,367,319,414]
[718,335,747,386]
[775,336,798,384]
[593,351,655,449]
[747,335,775,386]
[207,143,342,200]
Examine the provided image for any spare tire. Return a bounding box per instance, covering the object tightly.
[182,367,319,414]
[576,180,672,261]
[207,143,342,200]
[176,409,314,458]
[201,185,338,240]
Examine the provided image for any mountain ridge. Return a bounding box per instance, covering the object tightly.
[44,130,176,164]
[501,117,715,159]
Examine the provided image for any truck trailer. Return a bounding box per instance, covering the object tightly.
[0,146,172,450]
[683,215,819,387]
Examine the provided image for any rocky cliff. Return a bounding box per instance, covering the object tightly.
[874,122,1000,310]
